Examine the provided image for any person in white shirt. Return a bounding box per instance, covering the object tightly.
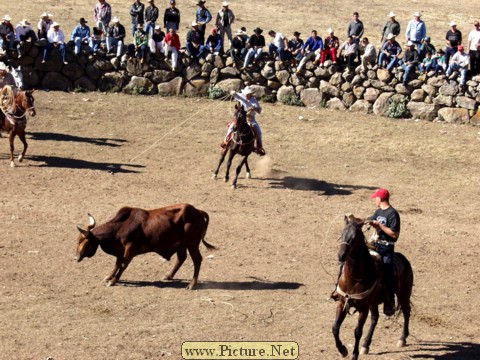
[360,37,376,72]
[42,22,67,64]
[467,20,480,75]
[37,12,53,40]
[15,19,38,58]
[268,30,287,61]
[446,45,470,89]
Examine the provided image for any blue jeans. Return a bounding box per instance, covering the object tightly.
[400,61,416,83]
[376,243,395,306]
[43,42,66,62]
[145,21,155,37]
[446,62,468,85]
[88,38,103,53]
[244,47,263,67]
[268,44,286,61]
[378,53,399,71]
[186,42,205,59]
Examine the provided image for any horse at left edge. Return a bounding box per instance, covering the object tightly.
[0,87,36,167]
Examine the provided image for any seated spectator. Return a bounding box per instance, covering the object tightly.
[431,48,446,75]
[418,36,436,61]
[242,27,265,70]
[37,13,53,40]
[230,29,247,65]
[15,19,38,58]
[296,29,323,73]
[42,21,67,64]
[89,26,104,54]
[164,27,180,71]
[399,41,419,85]
[149,25,165,56]
[132,23,148,63]
[378,33,402,71]
[186,22,206,61]
[446,45,470,91]
[285,31,303,65]
[268,29,287,61]
[418,51,433,73]
[0,15,15,50]
[71,17,91,56]
[205,27,222,55]
[317,28,339,66]
[106,17,126,57]
[360,37,376,72]
[339,35,358,71]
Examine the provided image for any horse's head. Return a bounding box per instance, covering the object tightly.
[233,102,247,128]
[18,90,36,117]
[338,216,367,262]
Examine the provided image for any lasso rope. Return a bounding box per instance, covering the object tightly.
[0,86,16,114]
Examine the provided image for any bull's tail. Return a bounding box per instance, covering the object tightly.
[199,210,217,250]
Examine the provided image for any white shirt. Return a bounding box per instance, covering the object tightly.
[363,43,376,58]
[233,92,262,122]
[38,19,52,33]
[273,32,285,49]
[15,24,34,41]
[468,29,480,51]
[47,28,65,44]
[451,51,470,68]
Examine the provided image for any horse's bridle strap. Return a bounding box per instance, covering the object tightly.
[336,279,378,301]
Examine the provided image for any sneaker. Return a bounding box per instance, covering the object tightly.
[41,59,46,64]
[64,61,68,65]
[240,66,246,71]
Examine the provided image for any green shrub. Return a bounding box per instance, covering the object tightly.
[280,95,304,107]
[260,94,276,103]
[207,87,226,99]
[386,97,410,118]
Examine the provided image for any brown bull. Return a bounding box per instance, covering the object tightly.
[75,204,216,289]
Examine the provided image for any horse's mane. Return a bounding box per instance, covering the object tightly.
[0,86,16,114]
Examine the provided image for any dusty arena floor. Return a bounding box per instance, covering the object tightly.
[0,91,479,359]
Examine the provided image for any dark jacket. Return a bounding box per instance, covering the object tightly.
[164,7,180,28]
[145,5,159,23]
[130,2,145,25]
[108,23,126,40]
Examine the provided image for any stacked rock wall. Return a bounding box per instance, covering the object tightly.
[7,43,480,125]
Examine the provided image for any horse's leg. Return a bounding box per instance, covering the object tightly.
[224,150,235,183]
[212,148,227,179]
[18,129,27,163]
[397,278,412,347]
[232,156,247,189]
[8,130,16,167]
[332,301,349,358]
[352,309,369,360]
[245,157,251,179]
[361,305,379,355]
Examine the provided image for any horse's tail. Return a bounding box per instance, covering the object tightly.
[0,86,16,114]
[198,210,217,250]
[394,252,414,316]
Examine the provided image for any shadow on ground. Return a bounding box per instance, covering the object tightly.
[378,340,480,360]
[27,155,144,173]
[267,176,377,195]
[29,132,128,147]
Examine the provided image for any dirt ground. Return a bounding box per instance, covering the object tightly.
[0,91,479,360]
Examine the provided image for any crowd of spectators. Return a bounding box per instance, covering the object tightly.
[0,2,480,89]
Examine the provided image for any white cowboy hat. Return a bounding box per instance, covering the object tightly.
[155,24,161,30]
[52,21,60,27]
[236,29,243,35]
[222,1,229,6]
[40,12,51,18]
[386,32,395,40]
[388,11,396,17]
[327,28,334,34]
[413,11,422,17]
[242,86,253,95]
[0,62,8,71]
[19,19,31,26]
[406,40,414,46]
[449,21,457,26]
[3,15,12,21]
[112,16,120,23]
[191,21,198,26]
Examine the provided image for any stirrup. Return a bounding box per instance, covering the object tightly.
[255,147,266,156]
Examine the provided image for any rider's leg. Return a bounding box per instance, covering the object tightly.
[382,250,395,316]
[330,262,344,300]
[222,123,235,147]
[250,119,264,151]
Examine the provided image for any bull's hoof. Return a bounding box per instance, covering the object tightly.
[360,346,369,355]
[18,154,24,162]
[246,172,251,179]
[10,161,15,168]
[397,339,407,348]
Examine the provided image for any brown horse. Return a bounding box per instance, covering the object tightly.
[0,88,36,167]
[332,216,413,360]
[212,104,255,189]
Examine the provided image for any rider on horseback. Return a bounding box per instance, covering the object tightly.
[0,62,17,95]
[222,86,265,156]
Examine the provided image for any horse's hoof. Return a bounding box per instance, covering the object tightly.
[211,174,217,180]
[224,177,229,183]
[231,184,236,190]
[340,346,348,357]
[10,161,15,168]
[246,172,251,179]
[18,155,24,162]
[397,339,406,348]
[360,346,369,355]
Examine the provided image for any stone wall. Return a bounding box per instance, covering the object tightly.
[6,42,480,125]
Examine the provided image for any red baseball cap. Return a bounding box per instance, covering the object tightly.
[371,188,390,200]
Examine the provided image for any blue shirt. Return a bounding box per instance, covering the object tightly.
[196,7,212,24]
[381,40,402,56]
[405,20,426,42]
[302,35,323,52]
[71,24,90,41]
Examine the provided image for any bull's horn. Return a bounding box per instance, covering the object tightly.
[87,213,96,228]
[77,224,90,237]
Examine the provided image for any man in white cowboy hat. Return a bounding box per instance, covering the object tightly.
[0,62,17,94]
[316,28,339,67]
[15,19,38,58]
[445,21,462,66]
[215,1,235,49]
[0,15,15,50]
[43,21,67,64]
[378,32,401,71]
[186,21,206,60]
[37,12,53,40]
[399,40,419,85]
[106,17,126,57]
[224,86,265,155]
[405,11,426,49]
[195,0,212,44]
[230,29,247,64]
[381,11,400,43]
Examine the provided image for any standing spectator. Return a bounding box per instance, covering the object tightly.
[186,22,205,60]
[145,0,159,37]
[0,15,15,51]
[285,31,304,65]
[130,0,145,36]
[295,29,323,73]
[378,33,402,71]
[339,35,358,71]
[445,21,462,66]
[381,11,400,43]
[230,29,247,65]
[37,13,53,41]
[94,0,112,35]
[467,20,480,75]
[405,11,426,49]
[347,11,364,44]
[446,45,470,91]
[149,25,165,56]
[205,28,222,55]
[165,27,180,71]
[418,36,436,61]
[132,23,148,63]
[15,20,37,58]
[400,41,419,84]
[71,17,91,56]
[43,21,67,64]
[360,37,376,72]
[241,27,265,70]
[215,1,235,49]
[318,28,339,66]
[164,27,180,71]
[268,30,287,61]
[195,0,212,44]
[106,17,126,57]
[164,0,180,32]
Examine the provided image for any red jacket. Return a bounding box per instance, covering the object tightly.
[165,32,180,51]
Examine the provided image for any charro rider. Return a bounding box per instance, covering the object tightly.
[0,62,18,130]
[331,188,399,316]
[222,86,265,156]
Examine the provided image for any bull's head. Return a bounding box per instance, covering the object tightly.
[75,213,98,262]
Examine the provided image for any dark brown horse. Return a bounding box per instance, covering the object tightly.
[212,104,255,189]
[0,89,36,167]
[332,216,413,360]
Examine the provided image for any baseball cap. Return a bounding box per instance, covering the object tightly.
[371,188,390,200]
[458,45,464,51]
